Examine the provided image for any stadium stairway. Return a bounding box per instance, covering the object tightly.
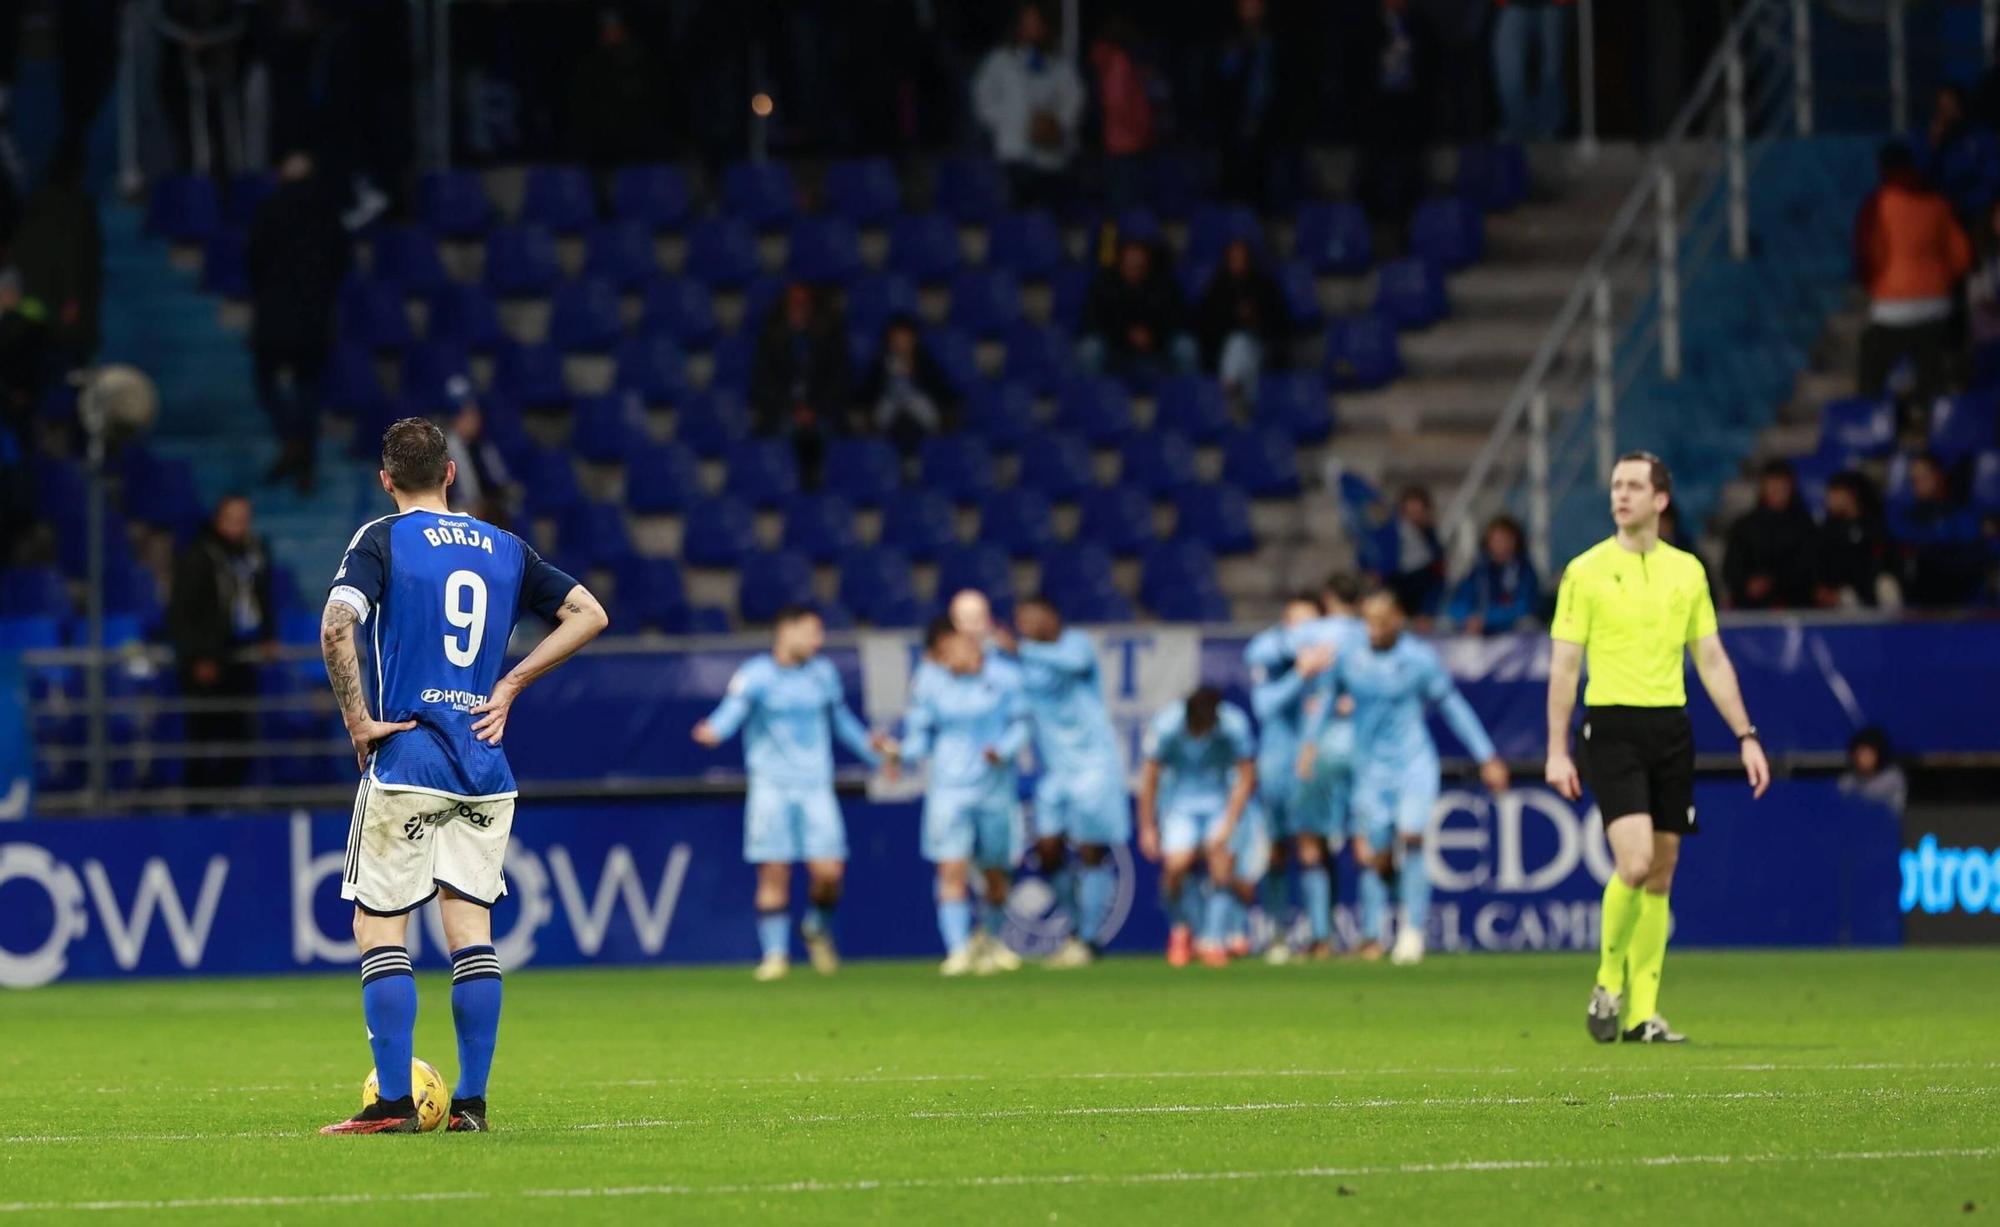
[97,203,372,597]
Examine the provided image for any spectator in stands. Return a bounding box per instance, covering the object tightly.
[567,4,670,173]
[0,266,47,438]
[1079,238,1197,386]
[971,2,1084,210]
[1215,0,1284,207]
[1194,238,1289,408]
[1854,142,1973,411]
[751,282,852,490]
[1446,514,1540,635]
[1913,84,2000,222]
[1891,451,1984,607]
[247,151,348,494]
[1722,460,1818,609]
[1491,0,1572,143]
[165,493,275,791]
[859,315,955,458]
[1354,0,1436,244]
[1089,17,1157,210]
[11,138,100,370]
[1968,199,2000,353]
[1387,484,1445,622]
[1838,726,1907,817]
[442,376,518,528]
[1814,470,1898,609]
[156,0,253,176]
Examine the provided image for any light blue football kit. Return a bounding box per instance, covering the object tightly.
[902,658,1030,870]
[1017,630,1130,845]
[1144,701,1266,943]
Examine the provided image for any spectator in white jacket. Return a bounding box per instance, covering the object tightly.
[972,3,1084,210]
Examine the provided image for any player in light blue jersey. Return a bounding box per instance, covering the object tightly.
[1137,687,1261,967]
[1246,593,1337,963]
[320,419,608,1135]
[1302,588,1509,965]
[891,619,1031,976]
[1286,572,1368,957]
[695,605,886,981]
[1011,596,1129,969]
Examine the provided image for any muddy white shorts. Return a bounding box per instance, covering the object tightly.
[340,777,516,915]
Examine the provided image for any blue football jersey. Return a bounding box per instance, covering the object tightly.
[327,508,577,799]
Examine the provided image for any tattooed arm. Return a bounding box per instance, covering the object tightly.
[321,601,417,773]
[470,584,610,746]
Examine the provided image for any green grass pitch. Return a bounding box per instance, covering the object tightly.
[1,950,1995,1223]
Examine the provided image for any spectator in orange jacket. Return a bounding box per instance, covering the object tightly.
[1090,18,1156,210]
[1855,142,1973,409]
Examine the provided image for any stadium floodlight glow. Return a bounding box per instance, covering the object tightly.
[751,92,774,118]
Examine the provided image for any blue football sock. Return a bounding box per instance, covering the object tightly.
[937,896,972,954]
[1259,871,1292,923]
[1301,865,1333,942]
[1358,869,1388,942]
[1398,841,1431,933]
[449,945,502,1101]
[756,909,790,960]
[359,945,416,1101]
[980,898,1006,937]
[1203,884,1234,946]
[803,903,837,941]
[1048,864,1076,928]
[1077,865,1114,946]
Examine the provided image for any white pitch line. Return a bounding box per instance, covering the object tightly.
[0,1147,1992,1213]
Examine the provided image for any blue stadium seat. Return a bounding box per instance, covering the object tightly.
[990,211,1066,280]
[738,549,815,623]
[788,216,863,285]
[1155,375,1230,442]
[121,454,206,537]
[879,487,958,560]
[935,156,1006,222]
[419,170,492,238]
[338,276,414,349]
[1152,586,1232,623]
[485,225,562,296]
[825,157,903,225]
[1056,377,1134,445]
[1014,430,1094,499]
[847,325,881,375]
[1063,588,1137,623]
[615,557,690,632]
[520,448,583,520]
[1186,204,1265,273]
[1929,391,1999,466]
[1050,261,1092,332]
[1374,256,1448,329]
[1143,153,1211,220]
[583,219,659,290]
[613,333,687,405]
[839,547,919,624]
[1174,483,1256,554]
[145,174,222,242]
[0,567,70,618]
[612,164,694,231]
[549,278,625,353]
[675,388,751,457]
[845,273,920,343]
[685,217,762,287]
[1293,201,1373,275]
[919,434,996,501]
[348,395,414,459]
[1119,431,1197,495]
[685,606,733,634]
[1222,427,1302,496]
[520,165,597,234]
[924,327,980,393]
[825,436,903,505]
[0,615,63,653]
[624,440,702,514]
[57,511,134,578]
[572,392,649,464]
[1139,540,1219,611]
[370,225,448,294]
[1323,313,1404,389]
[1038,542,1119,605]
[481,392,535,471]
[200,232,248,297]
[1818,396,1896,460]
[782,492,858,562]
[32,460,87,532]
[937,543,1012,603]
[966,381,1036,451]
[427,283,507,350]
[682,496,758,568]
[1001,321,1071,395]
[400,339,472,412]
[947,268,1021,338]
[1078,483,1157,555]
[494,341,568,408]
[223,171,275,230]
[722,160,798,229]
[708,332,754,395]
[1276,259,1323,329]
[1410,197,1485,271]
[641,277,720,348]
[978,487,1055,557]
[1972,451,2000,514]
[1456,144,1529,213]
[725,437,802,507]
[1257,371,1334,442]
[888,212,961,283]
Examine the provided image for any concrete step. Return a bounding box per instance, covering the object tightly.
[1337,375,1519,434]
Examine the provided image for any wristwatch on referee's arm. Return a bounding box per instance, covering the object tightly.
[1735,726,1760,743]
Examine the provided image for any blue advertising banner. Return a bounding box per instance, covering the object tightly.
[0,781,1898,987]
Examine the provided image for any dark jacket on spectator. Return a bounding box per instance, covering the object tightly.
[1445,555,1541,633]
[166,524,275,666]
[1813,511,1892,606]
[247,174,348,359]
[857,342,956,453]
[12,162,102,359]
[1891,499,1985,607]
[1193,263,1289,366]
[1084,259,1184,363]
[1723,499,1819,608]
[749,309,853,438]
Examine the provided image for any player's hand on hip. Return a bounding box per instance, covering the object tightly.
[691,720,722,748]
[1741,737,1770,799]
[348,718,416,773]
[1545,751,1581,801]
[469,686,518,746]
[1479,757,1511,795]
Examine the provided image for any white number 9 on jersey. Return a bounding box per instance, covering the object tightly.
[443,570,488,667]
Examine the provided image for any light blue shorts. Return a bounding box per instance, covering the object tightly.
[1352,762,1439,843]
[744,781,848,864]
[1290,763,1353,841]
[923,789,1024,870]
[1033,769,1131,846]
[1160,805,1271,881]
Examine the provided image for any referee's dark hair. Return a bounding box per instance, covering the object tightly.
[1615,450,1673,497]
[381,417,450,492]
[1185,685,1222,734]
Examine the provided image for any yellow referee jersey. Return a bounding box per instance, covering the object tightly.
[1551,536,1718,708]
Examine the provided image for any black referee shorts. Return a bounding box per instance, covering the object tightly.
[1578,706,1697,836]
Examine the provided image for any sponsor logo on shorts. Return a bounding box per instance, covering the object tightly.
[403,802,497,842]
[420,688,488,712]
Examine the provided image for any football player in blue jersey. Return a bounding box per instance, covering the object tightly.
[1302,588,1509,965]
[1245,593,1336,963]
[1137,686,1261,968]
[694,605,887,981]
[1287,573,1368,957]
[319,419,608,1135]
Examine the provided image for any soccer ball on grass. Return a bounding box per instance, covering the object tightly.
[362,1058,449,1132]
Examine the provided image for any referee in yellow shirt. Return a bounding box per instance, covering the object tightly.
[1546,452,1770,1044]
